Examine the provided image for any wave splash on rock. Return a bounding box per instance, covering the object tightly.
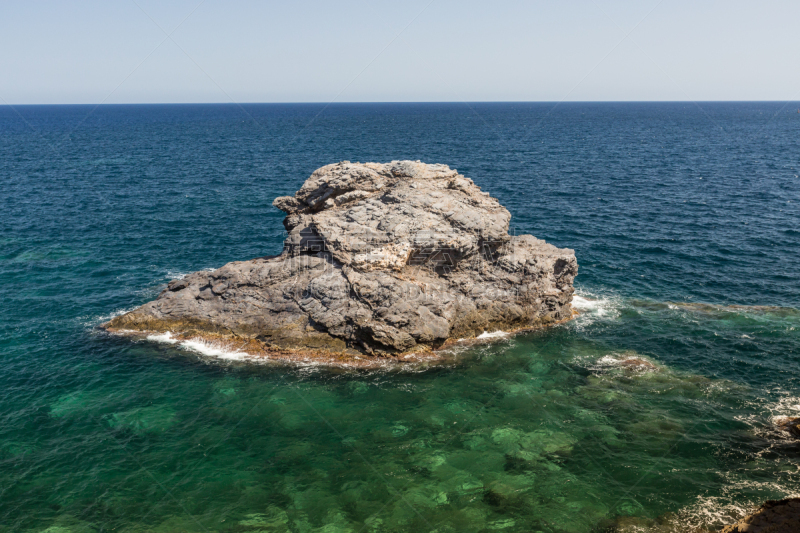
[105,161,578,361]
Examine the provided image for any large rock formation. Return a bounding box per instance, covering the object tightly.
[106,161,577,358]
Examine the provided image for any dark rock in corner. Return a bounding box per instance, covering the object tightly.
[776,417,800,439]
[721,498,800,533]
[105,161,578,359]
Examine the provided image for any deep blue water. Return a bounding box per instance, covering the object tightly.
[1,103,799,533]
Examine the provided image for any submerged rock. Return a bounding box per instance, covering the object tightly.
[618,357,659,372]
[106,161,577,359]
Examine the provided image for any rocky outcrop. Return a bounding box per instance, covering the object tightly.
[106,161,577,359]
[721,499,800,533]
[776,417,800,439]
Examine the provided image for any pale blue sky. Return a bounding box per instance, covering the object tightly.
[1,0,798,104]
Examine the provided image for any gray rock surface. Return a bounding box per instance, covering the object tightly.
[107,161,578,357]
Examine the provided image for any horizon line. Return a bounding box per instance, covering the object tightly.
[3,99,800,107]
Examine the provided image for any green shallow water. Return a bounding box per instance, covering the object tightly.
[3,296,799,533]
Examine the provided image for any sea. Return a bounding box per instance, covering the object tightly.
[1,102,799,533]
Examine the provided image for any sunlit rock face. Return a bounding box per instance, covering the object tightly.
[107,161,578,356]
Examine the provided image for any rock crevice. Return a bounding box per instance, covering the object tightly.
[106,161,578,357]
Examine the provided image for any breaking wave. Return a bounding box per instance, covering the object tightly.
[146,331,179,344]
[570,289,623,327]
[476,330,510,339]
[180,338,252,360]
[145,331,255,362]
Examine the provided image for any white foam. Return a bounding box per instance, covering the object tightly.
[675,474,800,531]
[477,330,509,339]
[572,294,614,316]
[146,332,179,344]
[179,338,251,361]
[733,391,800,452]
[678,494,757,531]
[144,331,256,361]
[766,394,800,425]
[570,290,621,327]
[596,354,623,366]
[572,295,601,311]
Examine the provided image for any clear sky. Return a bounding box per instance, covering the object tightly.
[1,0,798,104]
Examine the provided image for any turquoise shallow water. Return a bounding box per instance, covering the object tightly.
[1,103,800,532]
